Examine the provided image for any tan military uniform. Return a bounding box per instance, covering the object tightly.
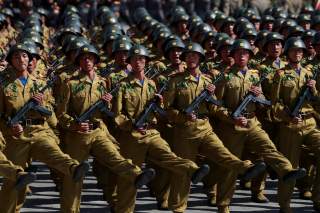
[0,72,80,213]
[0,131,24,180]
[56,71,142,213]
[114,74,200,213]
[213,66,293,208]
[163,69,254,212]
[271,64,320,209]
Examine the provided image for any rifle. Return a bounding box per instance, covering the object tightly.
[75,86,119,123]
[7,78,56,127]
[290,66,319,117]
[134,82,168,128]
[145,65,160,79]
[183,73,224,115]
[231,72,271,119]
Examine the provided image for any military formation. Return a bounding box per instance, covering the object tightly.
[0,0,319,213]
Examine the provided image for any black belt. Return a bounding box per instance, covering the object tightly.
[22,119,45,126]
[299,112,313,120]
[88,122,100,130]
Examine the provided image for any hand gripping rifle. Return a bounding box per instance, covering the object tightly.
[75,86,119,123]
[290,66,319,118]
[232,71,271,119]
[7,77,56,126]
[183,73,224,115]
[134,82,168,129]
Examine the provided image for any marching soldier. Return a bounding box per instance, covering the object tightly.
[271,37,320,213]
[56,44,156,213]
[164,42,268,213]
[114,44,210,213]
[0,44,89,213]
[213,39,306,213]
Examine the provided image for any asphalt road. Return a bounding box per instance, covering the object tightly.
[1,161,313,213]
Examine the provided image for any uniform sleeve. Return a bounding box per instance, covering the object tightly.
[270,71,291,122]
[163,78,187,124]
[55,81,75,129]
[113,83,133,130]
[0,87,6,130]
[214,80,234,124]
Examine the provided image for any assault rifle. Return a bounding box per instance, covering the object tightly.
[134,82,168,128]
[290,66,319,117]
[7,78,56,126]
[232,71,271,118]
[183,73,224,115]
[75,86,119,123]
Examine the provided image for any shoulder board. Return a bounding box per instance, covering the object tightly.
[249,69,259,74]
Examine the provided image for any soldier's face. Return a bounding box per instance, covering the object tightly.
[79,53,96,72]
[185,52,200,69]
[11,51,29,72]
[314,44,320,54]
[177,21,188,34]
[130,55,146,73]
[27,58,37,73]
[300,22,311,30]
[263,22,273,31]
[267,41,282,58]
[223,23,234,36]
[169,48,182,65]
[221,47,231,61]
[233,49,250,67]
[288,48,304,63]
[253,22,260,31]
[115,51,128,66]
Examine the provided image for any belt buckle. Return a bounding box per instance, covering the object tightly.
[25,119,32,126]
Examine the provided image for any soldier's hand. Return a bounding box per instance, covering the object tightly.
[234,116,248,127]
[206,84,216,95]
[307,79,316,91]
[249,86,262,97]
[154,94,163,103]
[291,116,302,124]
[11,123,23,136]
[136,127,146,135]
[77,122,90,133]
[187,112,197,122]
[101,93,113,103]
[32,93,44,105]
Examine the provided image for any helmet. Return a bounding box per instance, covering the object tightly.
[111,40,132,56]
[164,39,185,59]
[283,37,306,55]
[180,42,205,62]
[240,28,258,39]
[302,29,316,40]
[254,30,270,47]
[297,14,311,24]
[216,37,234,52]
[279,19,297,33]
[312,15,320,27]
[312,32,320,45]
[6,43,33,64]
[21,40,41,60]
[75,44,100,64]
[261,15,275,25]
[287,25,305,38]
[65,37,90,54]
[127,45,150,63]
[262,32,284,51]
[230,39,253,56]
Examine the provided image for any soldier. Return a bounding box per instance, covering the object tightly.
[271,37,320,213]
[0,131,37,191]
[164,42,268,213]
[114,44,211,213]
[213,39,306,213]
[0,44,89,213]
[261,15,275,32]
[55,44,157,213]
[149,38,187,210]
